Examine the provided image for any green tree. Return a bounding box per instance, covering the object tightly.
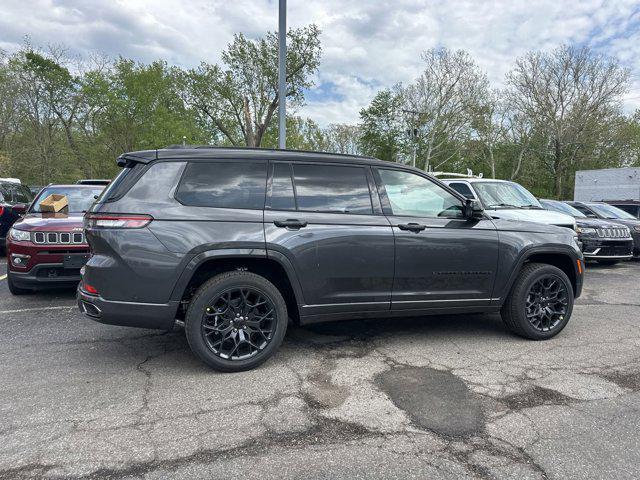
[358,87,405,162]
[507,45,630,198]
[183,25,321,147]
[82,58,207,178]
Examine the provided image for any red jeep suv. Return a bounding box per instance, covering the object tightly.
[6,184,105,295]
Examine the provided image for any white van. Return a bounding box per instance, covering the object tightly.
[441,178,576,230]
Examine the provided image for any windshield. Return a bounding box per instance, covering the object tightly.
[472,181,542,209]
[587,203,636,220]
[30,186,104,213]
[540,199,586,217]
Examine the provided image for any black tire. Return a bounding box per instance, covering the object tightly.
[596,259,620,266]
[185,271,288,372]
[501,263,574,340]
[7,272,33,295]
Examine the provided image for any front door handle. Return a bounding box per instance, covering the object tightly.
[274,219,308,229]
[397,222,426,233]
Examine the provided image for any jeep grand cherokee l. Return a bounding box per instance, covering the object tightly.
[78,147,584,372]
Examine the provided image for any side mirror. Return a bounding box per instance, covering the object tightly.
[11,203,27,216]
[463,199,483,220]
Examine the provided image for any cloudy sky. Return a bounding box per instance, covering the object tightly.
[2,0,640,125]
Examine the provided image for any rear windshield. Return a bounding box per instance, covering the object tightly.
[30,186,105,213]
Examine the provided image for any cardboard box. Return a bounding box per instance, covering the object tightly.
[39,194,68,212]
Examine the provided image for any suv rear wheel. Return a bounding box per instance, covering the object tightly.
[501,263,573,340]
[185,271,288,372]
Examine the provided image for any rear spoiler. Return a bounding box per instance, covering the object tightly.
[116,150,158,167]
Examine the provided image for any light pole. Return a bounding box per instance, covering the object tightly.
[278,0,286,149]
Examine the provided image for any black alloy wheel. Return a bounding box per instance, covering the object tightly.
[501,262,574,340]
[524,275,569,332]
[202,287,276,360]
[185,271,288,372]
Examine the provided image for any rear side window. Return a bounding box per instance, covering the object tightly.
[176,161,267,209]
[292,164,373,214]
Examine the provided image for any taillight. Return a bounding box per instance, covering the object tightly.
[0,206,4,216]
[83,282,99,295]
[84,213,153,229]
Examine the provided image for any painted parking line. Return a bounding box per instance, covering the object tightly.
[0,305,74,315]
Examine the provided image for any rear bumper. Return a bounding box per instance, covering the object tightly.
[9,263,81,289]
[77,286,179,330]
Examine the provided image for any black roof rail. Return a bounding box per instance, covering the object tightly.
[161,145,376,161]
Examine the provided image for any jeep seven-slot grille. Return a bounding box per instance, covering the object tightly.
[597,227,630,239]
[32,231,85,245]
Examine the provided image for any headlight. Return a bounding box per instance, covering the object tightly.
[9,228,31,242]
[634,225,640,233]
[578,227,596,235]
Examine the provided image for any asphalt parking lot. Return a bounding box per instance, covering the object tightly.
[1,256,640,480]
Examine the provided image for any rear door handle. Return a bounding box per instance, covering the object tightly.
[274,219,308,229]
[397,222,427,233]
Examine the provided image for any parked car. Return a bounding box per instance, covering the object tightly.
[539,199,633,265]
[77,147,584,372]
[566,201,640,258]
[6,184,105,294]
[1,180,34,254]
[605,200,640,219]
[441,178,577,230]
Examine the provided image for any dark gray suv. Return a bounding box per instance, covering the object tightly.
[78,147,584,371]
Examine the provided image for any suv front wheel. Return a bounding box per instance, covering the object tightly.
[501,263,574,340]
[185,271,288,372]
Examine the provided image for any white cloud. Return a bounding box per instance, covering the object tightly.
[2,0,640,124]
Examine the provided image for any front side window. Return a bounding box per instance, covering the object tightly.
[378,169,463,218]
[292,164,373,214]
[30,186,104,213]
[176,161,267,209]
